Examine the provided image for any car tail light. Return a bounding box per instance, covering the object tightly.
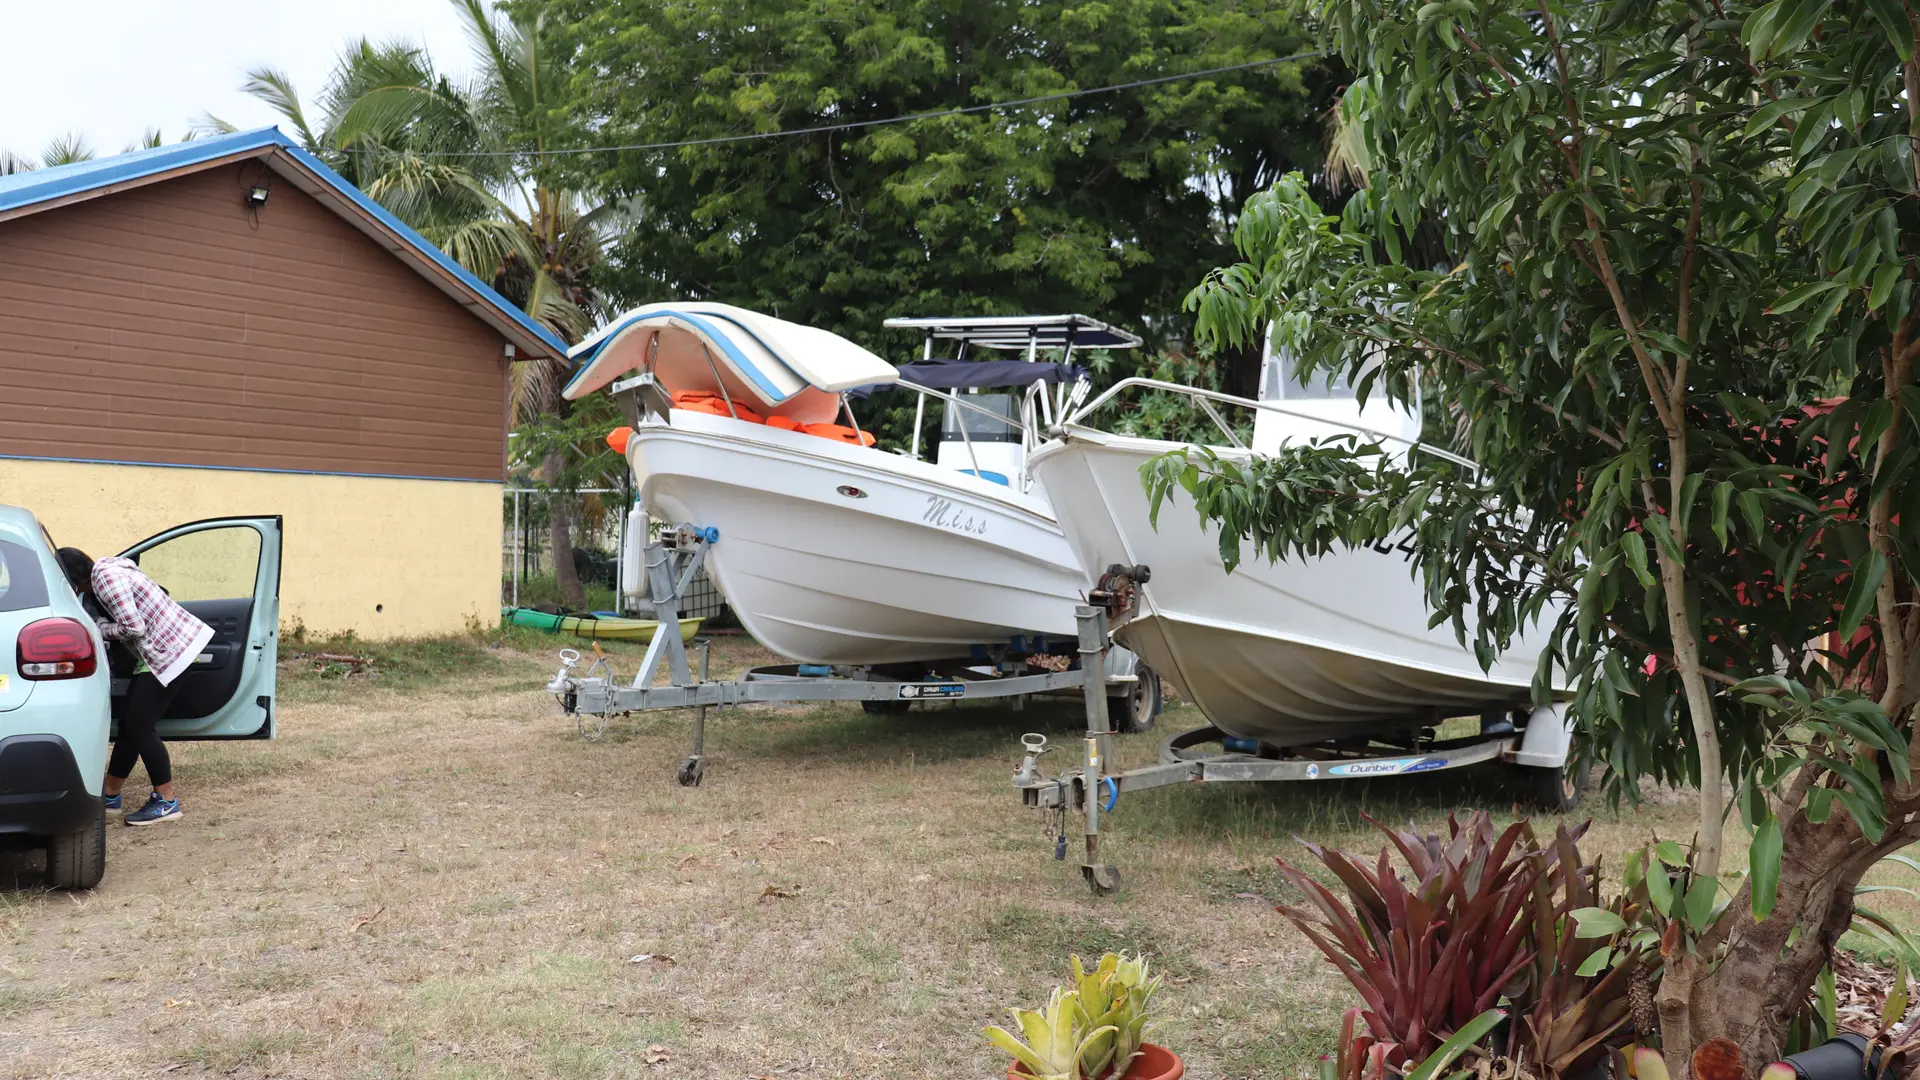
[17,618,96,680]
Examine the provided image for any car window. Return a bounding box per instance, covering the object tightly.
[135,526,262,603]
[0,538,52,613]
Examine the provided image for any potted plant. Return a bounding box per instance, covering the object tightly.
[986,952,1182,1080]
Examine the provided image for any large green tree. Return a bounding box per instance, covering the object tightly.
[533,0,1336,413]
[1157,0,1919,1069]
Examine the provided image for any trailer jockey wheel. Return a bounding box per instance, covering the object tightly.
[1081,862,1122,895]
[677,756,706,787]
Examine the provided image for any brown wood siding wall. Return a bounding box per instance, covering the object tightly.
[0,165,508,481]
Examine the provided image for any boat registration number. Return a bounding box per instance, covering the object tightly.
[898,683,966,700]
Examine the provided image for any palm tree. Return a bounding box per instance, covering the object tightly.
[2,131,98,174]
[202,0,618,608]
[3,129,199,176]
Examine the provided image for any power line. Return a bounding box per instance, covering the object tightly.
[362,50,1330,158]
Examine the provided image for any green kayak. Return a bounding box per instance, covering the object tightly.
[503,607,702,643]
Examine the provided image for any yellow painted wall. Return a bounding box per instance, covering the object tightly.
[0,459,500,639]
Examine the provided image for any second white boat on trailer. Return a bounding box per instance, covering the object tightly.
[1025,337,1577,800]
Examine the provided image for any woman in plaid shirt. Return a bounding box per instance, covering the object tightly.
[56,548,213,826]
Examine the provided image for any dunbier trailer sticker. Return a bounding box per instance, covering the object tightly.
[1324,757,1447,777]
[898,683,966,700]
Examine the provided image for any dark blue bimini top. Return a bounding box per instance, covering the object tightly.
[848,359,1087,399]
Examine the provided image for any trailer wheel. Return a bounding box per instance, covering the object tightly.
[1111,665,1161,734]
[861,699,911,716]
[1526,738,1588,812]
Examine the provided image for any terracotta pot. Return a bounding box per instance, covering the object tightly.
[1007,1043,1185,1080]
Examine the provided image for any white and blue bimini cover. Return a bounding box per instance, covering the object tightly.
[561,302,898,410]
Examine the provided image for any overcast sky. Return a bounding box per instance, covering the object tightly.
[0,0,476,161]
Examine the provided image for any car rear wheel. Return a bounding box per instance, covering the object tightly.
[45,802,105,890]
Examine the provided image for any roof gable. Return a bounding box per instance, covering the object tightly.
[0,128,566,362]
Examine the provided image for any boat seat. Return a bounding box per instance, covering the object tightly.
[959,469,1010,486]
[672,391,765,423]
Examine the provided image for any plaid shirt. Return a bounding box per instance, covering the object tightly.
[92,556,215,687]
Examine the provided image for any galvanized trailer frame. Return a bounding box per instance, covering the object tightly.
[1008,567,1575,895]
[546,523,1130,786]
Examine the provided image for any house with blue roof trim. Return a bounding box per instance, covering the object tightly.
[0,128,566,636]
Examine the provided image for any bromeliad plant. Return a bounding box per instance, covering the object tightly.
[987,985,1116,1080]
[986,952,1165,1080]
[1071,952,1164,1077]
[1280,813,1644,1080]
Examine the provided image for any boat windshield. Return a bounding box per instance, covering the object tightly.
[941,394,1019,443]
[1262,349,1353,401]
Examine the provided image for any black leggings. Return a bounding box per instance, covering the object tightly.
[109,672,176,787]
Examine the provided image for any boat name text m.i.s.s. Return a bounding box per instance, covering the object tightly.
[924,495,990,536]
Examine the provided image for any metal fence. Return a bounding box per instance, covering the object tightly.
[502,488,731,624]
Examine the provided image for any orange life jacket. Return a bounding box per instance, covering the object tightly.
[671,391,765,423]
[801,423,877,447]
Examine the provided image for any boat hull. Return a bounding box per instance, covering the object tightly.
[1029,431,1550,745]
[627,412,1088,664]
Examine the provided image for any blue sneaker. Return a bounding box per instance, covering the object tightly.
[125,793,181,827]
[103,793,122,814]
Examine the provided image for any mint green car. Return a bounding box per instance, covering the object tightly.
[0,506,282,888]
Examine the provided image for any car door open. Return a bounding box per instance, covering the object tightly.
[115,516,283,740]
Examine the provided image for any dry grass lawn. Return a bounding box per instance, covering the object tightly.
[0,634,1908,1079]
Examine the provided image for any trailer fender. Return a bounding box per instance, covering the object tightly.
[1512,702,1572,768]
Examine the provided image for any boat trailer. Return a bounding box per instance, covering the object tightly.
[1011,565,1575,895]
[545,523,1127,787]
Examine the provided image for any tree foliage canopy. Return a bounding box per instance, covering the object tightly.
[1153,0,1919,1061]
[535,0,1335,400]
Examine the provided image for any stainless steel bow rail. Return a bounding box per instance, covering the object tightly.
[546,522,1108,787]
[1009,565,1552,896]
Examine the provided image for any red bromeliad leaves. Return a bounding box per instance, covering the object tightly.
[1275,812,1553,1073]
[1279,814,1637,1080]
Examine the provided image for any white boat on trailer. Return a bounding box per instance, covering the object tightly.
[559,304,1162,728]
[1021,335,1578,808]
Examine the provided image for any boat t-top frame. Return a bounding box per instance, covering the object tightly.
[881,315,1144,489]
